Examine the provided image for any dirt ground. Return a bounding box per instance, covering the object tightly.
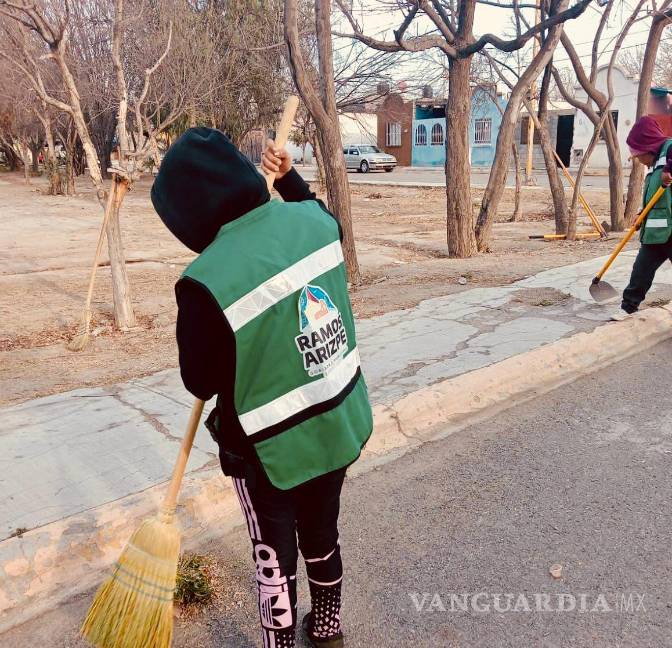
[1,170,623,406]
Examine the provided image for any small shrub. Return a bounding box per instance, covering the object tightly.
[174,554,214,607]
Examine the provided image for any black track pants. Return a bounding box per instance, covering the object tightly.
[622,239,672,313]
[232,467,346,648]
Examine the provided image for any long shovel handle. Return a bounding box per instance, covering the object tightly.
[161,398,205,515]
[593,185,667,283]
[265,95,300,192]
[552,149,605,236]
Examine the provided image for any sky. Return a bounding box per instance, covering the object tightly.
[333,1,664,91]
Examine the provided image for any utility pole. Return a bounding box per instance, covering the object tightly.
[525,3,541,185]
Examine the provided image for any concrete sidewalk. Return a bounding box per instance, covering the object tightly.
[2,249,672,630]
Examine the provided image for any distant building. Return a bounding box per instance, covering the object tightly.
[470,86,507,168]
[411,97,446,167]
[571,65,637,169]
[516,99,575,169]
[375,86,508,168]
[376,93,414,166]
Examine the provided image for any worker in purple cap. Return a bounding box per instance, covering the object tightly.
[611,116,672,320]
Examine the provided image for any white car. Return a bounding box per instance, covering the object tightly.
[343,145,397,173]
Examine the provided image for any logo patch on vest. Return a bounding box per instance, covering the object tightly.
[295,285,348,377]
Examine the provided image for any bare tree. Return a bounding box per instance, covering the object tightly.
[0,0,141,329]
[285,0,360,283]
[475,0,580,250]
[623,3,672,225]
[551,0,647,234]
[0,64,42,183]
[334,0,591,258]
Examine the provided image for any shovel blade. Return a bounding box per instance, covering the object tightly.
[589,279,618,303]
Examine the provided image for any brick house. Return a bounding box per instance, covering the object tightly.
[376,94,413,166]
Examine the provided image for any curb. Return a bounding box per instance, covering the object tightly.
[2,306,671,633]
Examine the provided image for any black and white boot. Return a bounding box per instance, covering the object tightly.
[302,612,344,648]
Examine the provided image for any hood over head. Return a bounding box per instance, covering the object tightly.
[626,115,668,159]
[151,127,270,253]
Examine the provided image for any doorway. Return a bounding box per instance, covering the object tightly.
[555,114,574,167]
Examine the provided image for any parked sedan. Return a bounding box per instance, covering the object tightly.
[343,145,397,173]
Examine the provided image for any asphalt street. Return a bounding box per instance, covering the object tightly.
[296,166,617,190]
[3,339,671,647]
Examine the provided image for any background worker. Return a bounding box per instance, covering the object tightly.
[612,116,672,320]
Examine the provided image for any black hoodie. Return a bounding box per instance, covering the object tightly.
[151,127,271,253]
[151,128,330,465]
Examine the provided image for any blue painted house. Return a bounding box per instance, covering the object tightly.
[410,86,507,167]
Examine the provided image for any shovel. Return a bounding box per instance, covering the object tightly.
[589,185,667,302]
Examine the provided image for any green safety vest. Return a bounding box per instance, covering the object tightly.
[181,199,373,490]
[641,139,672,244]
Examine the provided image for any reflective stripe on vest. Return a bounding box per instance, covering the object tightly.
[239,347,361,436]
[224,240,344,332]
[646,218,669,228]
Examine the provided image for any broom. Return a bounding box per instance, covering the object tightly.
[81,397,205,648]
[263,94,300,190]
[68,176,129,352]
[81,96,300,648]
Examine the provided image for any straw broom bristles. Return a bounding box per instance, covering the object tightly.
[81,510,180,648]
[81,399,205,648]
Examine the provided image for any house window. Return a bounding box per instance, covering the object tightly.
[473,118,492,144]
[415,124,427,146]
[599,110,619,140]
[386,122,401,147]
[431,123,444,146]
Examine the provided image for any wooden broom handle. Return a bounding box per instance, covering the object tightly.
[82,177,128,318]
[161,398,205,515]
[265,95,300,192]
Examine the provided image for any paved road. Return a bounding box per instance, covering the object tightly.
[297,166,618,190]
[3,339,671,647]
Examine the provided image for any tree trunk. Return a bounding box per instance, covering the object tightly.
[62,123,78,195]
[106,185,136,329]
[475,0,569,251]
[445,56,477,257]
[20,141,30,183]
[538,126,568,234]
[510,142,522,222]
[537,65,568,234]
[603,115,624,231]
[317,127,359,282]
[44,114,63,196]
[313,136,326,193]
[284,0,361,284]
[624,11,672,224]
[65,151,76,195]
[0,141,19,171]
[53,45,135,326]
[30,140,40,174]
[566,110,607,240]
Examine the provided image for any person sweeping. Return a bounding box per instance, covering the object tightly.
[610,115,672,321]
[150,127,373,648]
